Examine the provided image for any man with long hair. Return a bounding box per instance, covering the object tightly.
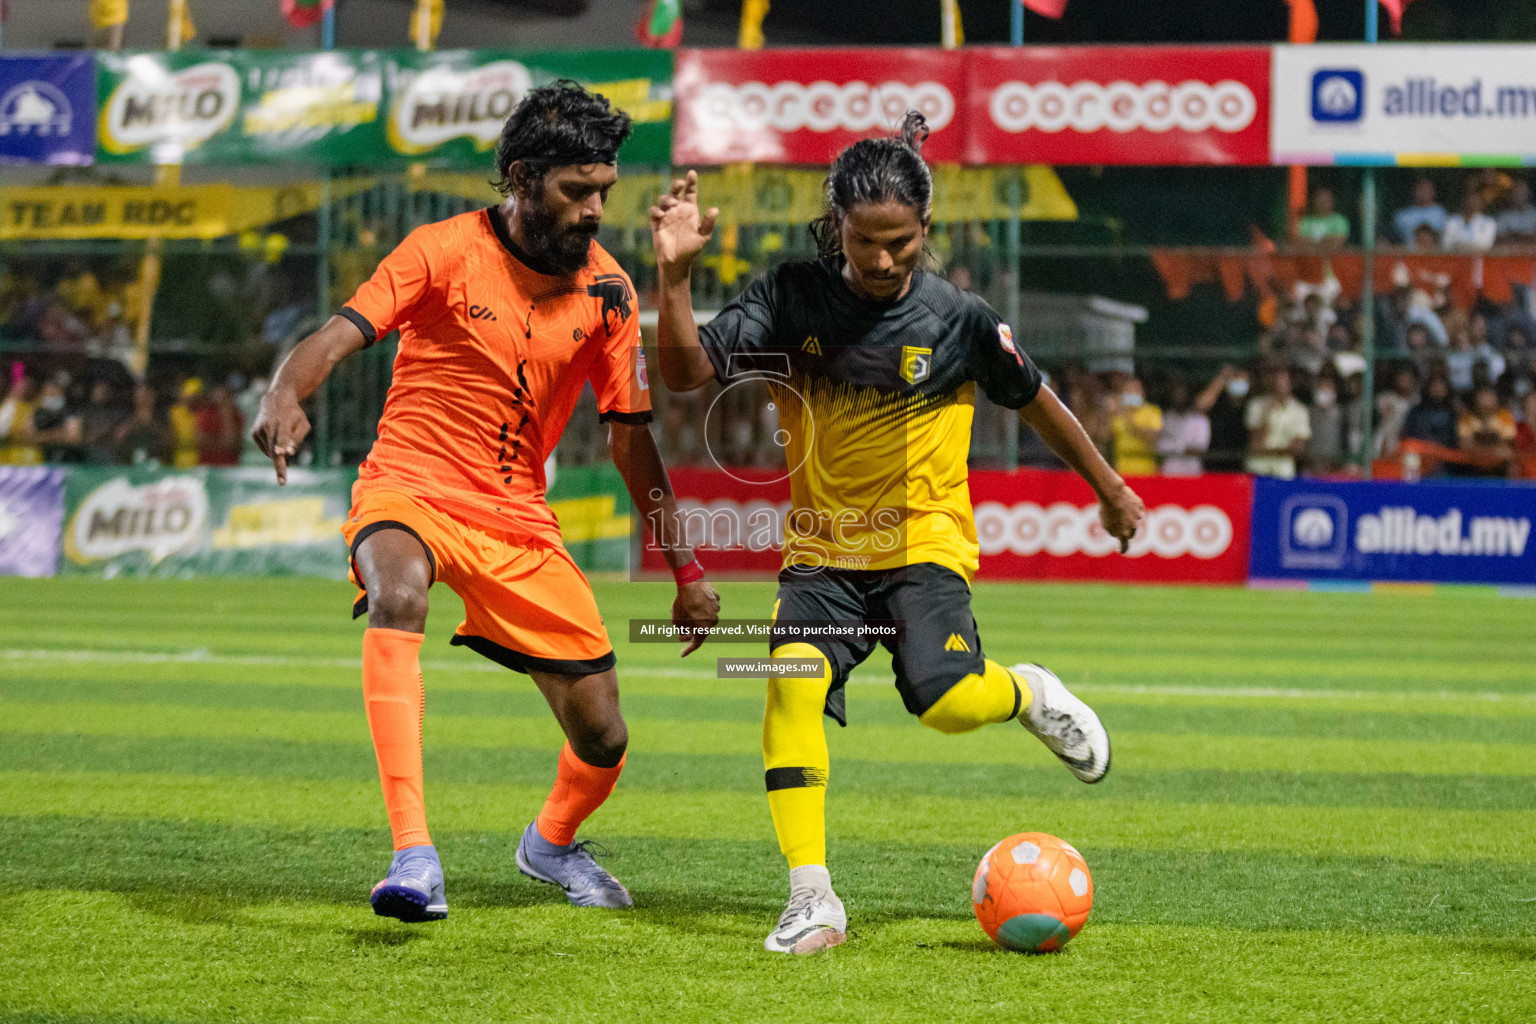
[651,112,1145,953]
[254,81,719,922]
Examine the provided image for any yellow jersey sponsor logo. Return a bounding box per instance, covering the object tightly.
[801,335,822,356]
[944,633,971,653]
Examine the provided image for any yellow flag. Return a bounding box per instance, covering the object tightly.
[413,0,444,50]
[90,0,129,30]
[738,0,769,50]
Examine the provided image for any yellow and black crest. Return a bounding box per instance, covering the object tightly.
[900,345,932,384]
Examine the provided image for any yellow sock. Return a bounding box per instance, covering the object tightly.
[918,659,1032,735]
[762,643,832,869]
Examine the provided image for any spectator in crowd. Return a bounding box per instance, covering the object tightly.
[1374,366,1418,457]
[1064,369,1114,460]
[1458,383,1518,476]
[1495,178,1536,243]
[1339,369,1367,468]
[114,384,173,466]
[1395,178,1447,245]
[0,369,41,465]
[1515,390,1536,454]
[1503,323,1533,380]
[168,378,202,468]
[1410,222,1441,253]
[1402,374,1459,451]
[1445,323,1505,396]
[1156,377,1210,477]
[1378,285,1447,354]
[29,374,82,462]
[235,376,271,466]
[1107,373,1162,476]
[1443,190,1498,252]
[78,379,125,465]
[1244,368,1311,479]
[195,382,244,467]
[1296,187,1349,250]
[1307,362,1345,473]
[1200,365,1251,473]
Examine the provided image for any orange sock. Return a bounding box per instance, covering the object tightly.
[361,627,431,851]
[535,741,625,846]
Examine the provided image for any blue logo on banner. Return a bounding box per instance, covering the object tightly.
[0,55,95,166]
[1311,69,1365,123]
[1251,478,1536,586]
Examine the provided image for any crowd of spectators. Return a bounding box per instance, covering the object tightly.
[0,366,267,468]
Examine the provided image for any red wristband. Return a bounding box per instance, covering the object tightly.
[673,558,705,585]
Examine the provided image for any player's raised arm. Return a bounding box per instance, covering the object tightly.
[251,314,368,484]
[649,170,719,392]
[1019,385,1147,553]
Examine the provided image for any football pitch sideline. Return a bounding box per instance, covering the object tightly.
[1,577,1533,1024]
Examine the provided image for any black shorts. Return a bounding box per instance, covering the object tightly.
[769,562,986,726]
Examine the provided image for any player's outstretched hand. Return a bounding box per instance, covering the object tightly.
[250,386,310,486]
[1099,482,1147,554]
[672,579,721,657]
[649,170,719,285]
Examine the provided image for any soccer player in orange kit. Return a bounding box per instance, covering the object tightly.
[252,81,720,921]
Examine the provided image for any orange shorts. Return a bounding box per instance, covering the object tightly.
[342,488,615,676]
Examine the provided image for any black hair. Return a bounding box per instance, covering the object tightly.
[491,79,633,197]
[810,111,933,259]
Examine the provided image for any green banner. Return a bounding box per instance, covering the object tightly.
[544,462,633,575]
[60,466,355,578]
[95,48,671,167]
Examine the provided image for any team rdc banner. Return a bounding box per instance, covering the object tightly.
[641,468,1253,584]
[0,53,96,166]
[1250,478,1536,586]
[94,48,671,166]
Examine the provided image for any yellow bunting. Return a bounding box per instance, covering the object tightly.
[738,0,769,50]
[90,0,129,30]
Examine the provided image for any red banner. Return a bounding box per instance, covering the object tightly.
[672,48,967,165]
[645,468,1253,585]
[969,469,1253,584]
[965,46,1272,165]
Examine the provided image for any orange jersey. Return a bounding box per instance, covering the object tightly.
[342,208,650,544]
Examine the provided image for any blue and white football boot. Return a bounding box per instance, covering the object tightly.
[515,822,633,909]
[370,844,448,922]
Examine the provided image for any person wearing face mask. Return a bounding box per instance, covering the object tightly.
[28,374,83,463]
[1109,374,1163,476]
[1307,365,1345,474]
[1198,365,1251,473]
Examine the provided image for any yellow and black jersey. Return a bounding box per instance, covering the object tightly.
[698,258,1042,580]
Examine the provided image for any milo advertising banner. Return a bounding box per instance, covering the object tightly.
[382,49,672,165]
[95,49,671,167]
[60,466,355,578]
[96,50,385,165]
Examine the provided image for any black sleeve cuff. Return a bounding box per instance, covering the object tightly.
[339,307,378,347]
[599,409,654,425]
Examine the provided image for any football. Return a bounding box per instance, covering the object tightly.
[972,832,1093,953]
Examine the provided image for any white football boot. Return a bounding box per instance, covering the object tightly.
[765,866,847,954]
[1013,663,1111,783]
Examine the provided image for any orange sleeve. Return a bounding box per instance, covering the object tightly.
[341,227,441,346]
[588,270,652,424]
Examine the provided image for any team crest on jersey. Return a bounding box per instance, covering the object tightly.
[586,274,634,335]
[998,323,1023,367]
[900,345,932,385]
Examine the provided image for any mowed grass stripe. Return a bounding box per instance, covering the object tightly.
[8,733,1535,812]
[9,671,1536,745]
[6,817,1536,938]
[4,770,1534,863]
[8,699,1532,776]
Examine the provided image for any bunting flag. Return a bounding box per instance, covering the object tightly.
[737,0,769,50]
[940,0,963,48]
[1285,0,1317,44]
[1378,0,1415,35]
[635,0,682,48]
[1022,0,1067,18]
[282,0,331,29]
[90,0,129,30]
[412,0,443,50]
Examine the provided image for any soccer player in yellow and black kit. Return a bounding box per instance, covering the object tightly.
[650,112,1147,954]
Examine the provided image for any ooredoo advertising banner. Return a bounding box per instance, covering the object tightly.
[0,467,65,578]
[642,467,1253,584]
[672,48,967,165]
[1250,478,1536,585]
[966,46,1271,165]
[969,469,1253,583]
[0,54,96,166]
[1272,44,1536,165]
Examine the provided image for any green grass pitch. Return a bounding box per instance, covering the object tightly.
[1,576,1534,1023]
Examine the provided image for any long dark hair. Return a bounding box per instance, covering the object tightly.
[809,111,933,259]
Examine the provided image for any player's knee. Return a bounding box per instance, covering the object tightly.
[917,669,988,735]
[766,644,832,710]
[570,718,628,768]
[367,581,429,632]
